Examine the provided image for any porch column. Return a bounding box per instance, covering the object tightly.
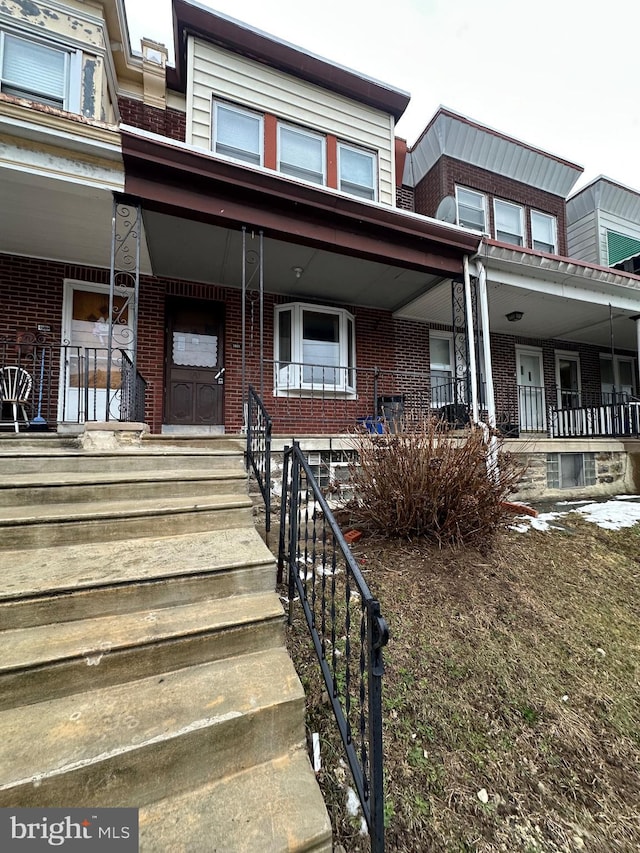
[476,258,497,430]
[463,256,479,424]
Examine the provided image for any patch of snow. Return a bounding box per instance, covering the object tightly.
[511,497,640,533]
[577,500,640,530]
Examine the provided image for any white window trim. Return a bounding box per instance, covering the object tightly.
[555,350,581,408]
[277,122,326,186]
[493,198,525,246]
[274,302,356,396]
[0,29,81,113]
[337,141,377,201]
[455,186,487,232]
[212,100,264,166]
[531,209,557,254]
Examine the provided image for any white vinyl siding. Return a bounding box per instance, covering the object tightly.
[567,211,599,263]
[189,37,394,204]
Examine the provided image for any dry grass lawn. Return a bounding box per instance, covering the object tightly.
[283,515,640,852]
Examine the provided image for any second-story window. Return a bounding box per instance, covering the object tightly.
[531,211,557,253]
[456,187,486,231]
[0,31,79,111]
[213,101,263,166]
[278,123,325,184]
[494,199,525,246]
[338,143,377,200]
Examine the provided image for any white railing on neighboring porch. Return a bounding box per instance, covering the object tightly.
[551,400,640,438]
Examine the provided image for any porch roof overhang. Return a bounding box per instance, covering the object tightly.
[397,240,640,351]
[121,126,480,311]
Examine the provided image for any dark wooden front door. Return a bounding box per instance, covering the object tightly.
[165,298,224,425]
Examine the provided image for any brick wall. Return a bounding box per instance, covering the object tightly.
[395,185,415,211]
[414,156,569,256]
[118,96,186,142]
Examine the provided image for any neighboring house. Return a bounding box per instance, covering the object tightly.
[1,1,640,497]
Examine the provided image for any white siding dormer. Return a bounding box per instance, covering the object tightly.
[188,37,395,205]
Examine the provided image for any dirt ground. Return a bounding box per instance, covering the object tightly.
[279,515,640,852]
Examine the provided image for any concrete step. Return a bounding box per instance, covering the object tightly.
[0,468,247,506]
[139,750,332,853]
[0,528,277,628]
[0,494,253,549]
[0,591,284,710]
[0,449,246,475]
[0,648,305,808]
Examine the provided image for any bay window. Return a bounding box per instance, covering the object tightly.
[213,101,263,165]
[338,142,376,200]
[275,303,355,394]
[0,30,80,112]
[278,123,325,184]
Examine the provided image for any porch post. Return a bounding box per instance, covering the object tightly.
[463,256,479,423]
[476,257,497,430]
[108,197,141,423]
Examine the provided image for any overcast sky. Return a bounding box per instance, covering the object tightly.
[123,0,640,194]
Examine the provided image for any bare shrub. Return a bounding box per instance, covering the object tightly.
[347,418,522,548]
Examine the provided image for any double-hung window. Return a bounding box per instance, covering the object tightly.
[494,199,525,246]
[531,210,557,253]
[0,31,80,111]
[275,303,355,394]
[278,123,325,185]
[213,101,263,166]
[455,187,486,231]
[338,143,377,200]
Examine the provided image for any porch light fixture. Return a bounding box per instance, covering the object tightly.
[506,311,524,322]
[292,266,304,279]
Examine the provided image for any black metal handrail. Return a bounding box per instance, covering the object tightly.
[246,384,273,533]
[278,442,389,852]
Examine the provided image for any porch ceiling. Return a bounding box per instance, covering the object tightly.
[0,166,152,273]
[397,278,639,352]
[142,209,447,311]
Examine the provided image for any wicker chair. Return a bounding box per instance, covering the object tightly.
[0,367,33,432]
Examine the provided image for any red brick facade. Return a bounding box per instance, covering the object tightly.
[118,97,186,142]
[414,156,569,256]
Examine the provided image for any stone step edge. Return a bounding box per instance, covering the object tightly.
[0,495,253,527]
[0,591,284,676]
[0,647,303,793]
[139,748,332,853]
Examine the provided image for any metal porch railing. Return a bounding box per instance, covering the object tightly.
[1,337,146,428]
[278,442,389,852]
[246,384,273,533]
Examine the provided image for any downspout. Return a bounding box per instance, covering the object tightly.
[463,255,479,424]
[476,253,500,482]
